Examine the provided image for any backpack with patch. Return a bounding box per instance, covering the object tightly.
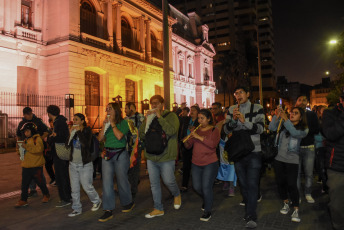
[90,134,100,161]
[145,112,170,155]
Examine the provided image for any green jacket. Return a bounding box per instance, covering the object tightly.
[139,110,179,162]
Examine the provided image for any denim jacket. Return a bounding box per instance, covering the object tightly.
[268,116,309,153]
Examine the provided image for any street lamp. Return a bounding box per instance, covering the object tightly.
[325,71,330,75]
[329,40,338,45]
[112,95,122,108]
[172,102,178,112]
[141,99,149,113]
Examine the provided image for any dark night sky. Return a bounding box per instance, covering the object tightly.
[272,0,344,85]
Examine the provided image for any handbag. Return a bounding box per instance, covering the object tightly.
[104,147,125,161]
[226,130,255,162]
[55,142,70,161]
[225,104,255,162]
[261,119,283,162]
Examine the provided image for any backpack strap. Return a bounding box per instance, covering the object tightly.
[249,103,254,122]
[134,112,139,127]
[162,111,171,118]
[33,136,38,145]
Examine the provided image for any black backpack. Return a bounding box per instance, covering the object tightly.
[145,112,171,155]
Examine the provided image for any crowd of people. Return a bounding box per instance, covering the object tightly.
[14,86,344,229]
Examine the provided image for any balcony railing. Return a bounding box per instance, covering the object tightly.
[152,57,163,66]
[81,32,111,51]
[179,75,187,82]
[15,26,42,43]
[204,80,216,87]
[123,47,144,60]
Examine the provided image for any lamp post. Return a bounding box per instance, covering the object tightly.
[65,94,74,122]
[162,0,170,110]
[172,102,178,112]
[113,95,122,108]
[141,99,149,114]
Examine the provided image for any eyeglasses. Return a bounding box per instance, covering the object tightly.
[234,90,244,96]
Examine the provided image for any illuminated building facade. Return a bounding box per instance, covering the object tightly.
[0,0,215,128]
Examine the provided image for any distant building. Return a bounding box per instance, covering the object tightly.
[276,76,312,106]
[170,0,277,104]
[170,5,216,107]
[310,77,331,107]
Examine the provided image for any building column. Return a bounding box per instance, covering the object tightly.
[169,25,173,69]
[4,0,11,34]
[0,0,4,32]
[15,0,20,26]
[42,0,47,44]
[107,0,113,51]
[133,18,139,51]
[115,3,122,52]
[145,18,151,61]
[139,16,145,59]
[96,11,104,39]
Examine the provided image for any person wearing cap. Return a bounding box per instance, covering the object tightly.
[16,107,49,197]
[15,122,50,207]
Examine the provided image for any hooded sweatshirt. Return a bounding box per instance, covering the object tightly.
[21,134,45,168]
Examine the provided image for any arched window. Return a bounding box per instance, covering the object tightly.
[85,71,100,129]
[80,1,97,37]
[151,32,162,59]
[121,18,132,49]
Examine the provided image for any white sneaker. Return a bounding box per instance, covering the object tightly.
[305,194,315,203]
[68,210,82,217]
[91,200,102,211]
[291,209,301,222]
[280,202,290,215]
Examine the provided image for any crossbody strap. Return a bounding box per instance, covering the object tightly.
[249,103,254,122]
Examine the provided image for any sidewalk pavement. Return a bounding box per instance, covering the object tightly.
[0,152,332,230]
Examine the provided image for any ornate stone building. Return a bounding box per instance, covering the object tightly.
[0,0,215,127]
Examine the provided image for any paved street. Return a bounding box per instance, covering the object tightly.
[0,152,332,230]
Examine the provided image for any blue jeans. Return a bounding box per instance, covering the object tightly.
[297,146,315,195]
[191,161,219,213]
[102,151,132,210]
[69,162,101,212]
[147,160,180,211]
[235,152,262,221]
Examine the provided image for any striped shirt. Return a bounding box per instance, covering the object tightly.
[224,100,265,152]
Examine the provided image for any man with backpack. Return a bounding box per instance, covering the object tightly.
[125,102,145,200]
[139,95,181,218]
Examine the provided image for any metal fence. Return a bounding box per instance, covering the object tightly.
[0,92,110,151]
[0,92,67,150]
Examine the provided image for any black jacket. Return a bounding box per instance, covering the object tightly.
[322,104,344,172]
[179,116,200,141]
[16,114,48,140]
[67,126,93,165]
[47,115,69,157]
[300,110,320,146]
